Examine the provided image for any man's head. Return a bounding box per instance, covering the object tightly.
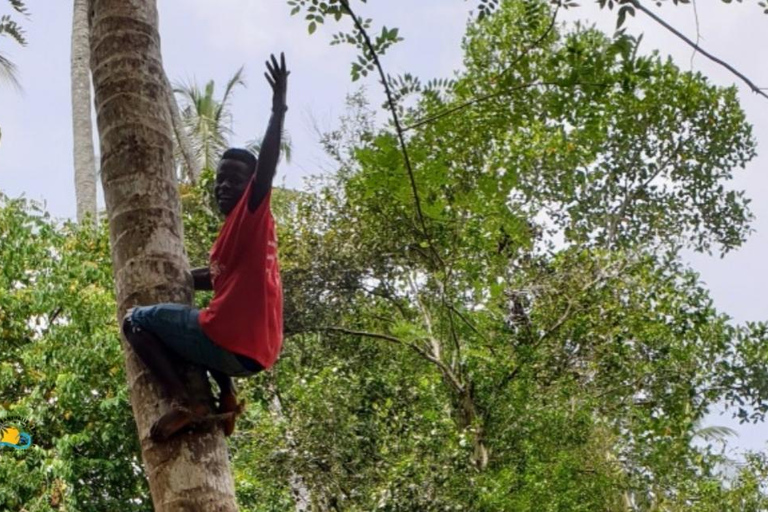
[215,148,257,216]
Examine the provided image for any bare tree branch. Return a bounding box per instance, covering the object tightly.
[630,0,768,101]
[402,81,608,133]
[315,325,464,393]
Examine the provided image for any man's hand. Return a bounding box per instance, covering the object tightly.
[265,52,289,114]
[191,267,213,291]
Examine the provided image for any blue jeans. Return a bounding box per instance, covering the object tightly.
[129,303,262,378]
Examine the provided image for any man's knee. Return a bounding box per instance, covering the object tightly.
[122,312,142,344]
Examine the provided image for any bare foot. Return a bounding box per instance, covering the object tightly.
[150,402,209,442]
[218,391,245,437]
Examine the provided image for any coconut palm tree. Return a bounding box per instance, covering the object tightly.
[174,68,292,181]
[0,0,27,87]
[174,67,246,174]
[70,0,97,224]
[165,70,201,184]
[247,130,293,164]
[88,0,238,509]
[0,0,28,147]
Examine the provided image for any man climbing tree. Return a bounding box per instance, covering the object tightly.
[122,53,289,442]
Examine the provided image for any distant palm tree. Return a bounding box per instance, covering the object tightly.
[174,67,246,173]
[246,130,293,164]
[0,0,28,87]
[174,67,292,180]
[71,0,97,223]
[693,423,738,444]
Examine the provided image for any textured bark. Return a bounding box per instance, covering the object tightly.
[163,70,201,184]
[88,0,238,509]
[71,0,98,224]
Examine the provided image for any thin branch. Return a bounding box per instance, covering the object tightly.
[605,134,691,246]
[407,271,441,361]
[535,260,627,346]
[318,325,423,353]
[498,4,560,78]
[689,0,700,71]
[402,81,607,133]
[446,301,493,348]
[339,0,445,269]
[445,299,463,368]
[400,4,556,134]
[498,259,631,391]
[630,0,768,100]
[317,325,464,392]
[361,283,410,320]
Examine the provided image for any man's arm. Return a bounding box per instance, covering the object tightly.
[249,53,289,213]
[191,267,213,291]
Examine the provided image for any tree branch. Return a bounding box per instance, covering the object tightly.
[605,135,691,246]
[339,0,445,269]
[498,258,632,391]
[315,325,464,393]
[498,4,559,78]
[402,81,607,133]
[630,0,768,100]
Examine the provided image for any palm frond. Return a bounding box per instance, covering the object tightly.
[7,0,29,16]
[694,425,738,442]
[246,129,293,164]
[172,68,248,171]
[0,15,26,46]
[0,50,20,89]
[215,66,245,124]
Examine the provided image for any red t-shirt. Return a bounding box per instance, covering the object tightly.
[198,180,283,369]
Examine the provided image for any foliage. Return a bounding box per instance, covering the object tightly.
[0,194,149,511]
[474,0,768,23]
[2,0,768,510]
[0,0,28,132]
[270,0,768,508]
[286,0,404,81]
[452,15,756,255]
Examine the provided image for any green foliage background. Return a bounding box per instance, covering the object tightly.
[2,1,768,510]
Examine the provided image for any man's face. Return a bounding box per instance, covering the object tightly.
[215,159,253,216]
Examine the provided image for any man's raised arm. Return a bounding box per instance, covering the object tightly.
[248,53,289,213]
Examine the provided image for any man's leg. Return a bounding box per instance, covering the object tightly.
[122,314,208,440]
[210,369,234,396]
[210,369,241,437]
[123,316,190,403]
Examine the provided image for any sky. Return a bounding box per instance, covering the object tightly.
[0,0,765,455]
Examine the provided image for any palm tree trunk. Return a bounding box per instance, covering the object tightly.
[88,0,238,509]
[71,0,97,224]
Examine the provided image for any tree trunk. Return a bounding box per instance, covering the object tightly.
[266,377,312,511]
[458,384,488,470]
[88,0,238,509]
[71,0,97,224]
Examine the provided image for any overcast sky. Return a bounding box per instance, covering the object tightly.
[0,0,765,455]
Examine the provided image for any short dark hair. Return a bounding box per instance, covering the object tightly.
[221,148,257,174]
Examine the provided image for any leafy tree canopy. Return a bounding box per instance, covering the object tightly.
[2,0,767,510]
